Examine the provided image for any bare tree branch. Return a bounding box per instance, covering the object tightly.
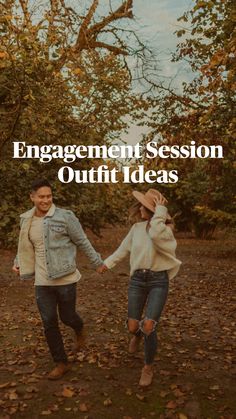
[141,75,207,110]
[89,0,133,35]
[18,0,31,25]
[55,0,134,70]
[90,41,128,55]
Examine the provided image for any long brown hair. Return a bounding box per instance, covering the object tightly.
[129,202,153,225]
[129,201,175,229]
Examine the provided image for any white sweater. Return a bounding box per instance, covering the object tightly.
[104,205,181,279]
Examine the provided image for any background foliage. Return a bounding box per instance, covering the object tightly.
[0,0,235,247]
[0,0,138,247]
[139,0,236,237]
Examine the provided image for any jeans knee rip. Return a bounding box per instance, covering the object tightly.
[126,318,141,334]
[140,318,157,335]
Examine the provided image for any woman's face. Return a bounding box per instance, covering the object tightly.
[140,205,152,220]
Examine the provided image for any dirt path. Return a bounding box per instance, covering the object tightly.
[0,227,235,419]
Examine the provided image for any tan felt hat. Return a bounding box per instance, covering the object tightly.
[132,189,169,214]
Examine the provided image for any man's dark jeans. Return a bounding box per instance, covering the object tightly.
[35,283,83,363]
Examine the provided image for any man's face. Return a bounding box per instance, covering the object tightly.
[30,186,53,216]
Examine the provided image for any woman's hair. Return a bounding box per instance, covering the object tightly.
[129,201,175,229]
[129,201,153,224]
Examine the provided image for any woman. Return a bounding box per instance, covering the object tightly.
[103,189,181,387]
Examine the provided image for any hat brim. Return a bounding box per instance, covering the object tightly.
[132,190,172,220]
[132,191,155,213]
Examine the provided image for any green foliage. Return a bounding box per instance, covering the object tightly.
[0,159,131,248]
[193,206,236,239]
[0,0,138,247]
[142,0,236,238]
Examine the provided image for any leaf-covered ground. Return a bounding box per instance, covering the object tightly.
[0,227,235,419]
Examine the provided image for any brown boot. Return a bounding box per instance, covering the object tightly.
[139,366,153,387]
[74,330,86,352]
[47,362,70,380]
[128,335,141,354]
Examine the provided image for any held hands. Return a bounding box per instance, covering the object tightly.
[12,266,20,276]
[96,264,108,275]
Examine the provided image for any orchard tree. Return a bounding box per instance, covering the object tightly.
[0,0,146,246]
[0,0,145,155]
[140,0,236,237]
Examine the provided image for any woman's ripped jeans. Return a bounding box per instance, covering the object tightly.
[128,269,169,364]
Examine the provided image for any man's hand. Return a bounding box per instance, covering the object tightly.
[12,266,20,276]
[96,264,108,274]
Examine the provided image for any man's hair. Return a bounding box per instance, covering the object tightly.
[31,179,52,192]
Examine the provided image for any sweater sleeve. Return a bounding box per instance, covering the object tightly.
[148,205,177,252]
[104,226,134,269]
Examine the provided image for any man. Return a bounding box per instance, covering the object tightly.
[12,178,106,380]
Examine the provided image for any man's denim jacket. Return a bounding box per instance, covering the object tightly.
[15,204,103,280]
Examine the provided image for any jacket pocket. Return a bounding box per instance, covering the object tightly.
[50,224,66,233]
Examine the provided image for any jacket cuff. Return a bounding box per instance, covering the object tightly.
[92,255,104,268]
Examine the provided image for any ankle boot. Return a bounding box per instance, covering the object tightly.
[47,362,70,380]
[139,366,153,387]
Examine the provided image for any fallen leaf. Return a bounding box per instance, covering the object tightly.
[78,388,90,397]
[210,385,220,391]
[79,403,89,412]
[26,386,38,393]
[8,391,18,400]
[8,360,18,365]
[0,382,10,389]
[160,390,169,398]
[77,353,85,362]
[62,387,75,398]
[136,394,146,402]
[166,400,177,409]
[160,370,170,376]
[103,398,112,406]
[126,388,132,396]
[173,389,185,397]
[26,377,39,384]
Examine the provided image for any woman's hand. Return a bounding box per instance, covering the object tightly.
[96,264,108,274]
[12,265,20,275]
[153,195,167,208]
